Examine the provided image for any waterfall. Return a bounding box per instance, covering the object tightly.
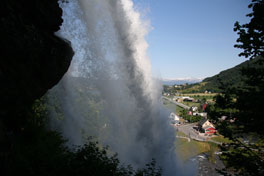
[47,0,195,175]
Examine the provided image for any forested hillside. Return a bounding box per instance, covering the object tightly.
[179,56,263,93]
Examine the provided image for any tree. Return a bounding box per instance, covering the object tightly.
[1,98,162,176]
[214,1,264,175]
[234,0,264,59]
[233,0,264,135]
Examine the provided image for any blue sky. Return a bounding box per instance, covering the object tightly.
[133,0,252,79]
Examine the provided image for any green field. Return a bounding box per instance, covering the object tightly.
[175,138,219,162]
[180,93,218,97]
[181,101,201,107]
[176,131,188,137]
[211,135,233,144]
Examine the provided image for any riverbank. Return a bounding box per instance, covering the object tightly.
[174,126,231,175]
[175,133,226,176]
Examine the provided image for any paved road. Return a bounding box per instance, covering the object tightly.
[176,123,223,145]
[176,123,211,142]
[163,96,190,110]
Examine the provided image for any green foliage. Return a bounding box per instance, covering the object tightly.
[234,0,264,59]
[205,57,264,135]
[219,138,264,176]
[1,97,162,176]
[175,138,219,161]
[206,93,239,123]
[169,56,263,94]
[208,1,264,174]
[211,136,233,144]
[231,0,264,135]
[63,142,161,176]
[179,109,203,123]
[201,60,250,93]
[234,57,264,134]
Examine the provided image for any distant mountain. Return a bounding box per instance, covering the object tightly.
[162,78,203,85]
[179,56,264,93]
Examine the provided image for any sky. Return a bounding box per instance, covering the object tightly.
[133,0,252,79]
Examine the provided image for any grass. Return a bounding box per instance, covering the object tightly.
[211,135,233,144]
[181,102,200,107]
[181,93,218,97]
[175,138,219,162]
[180,93,218,102]
[176,105,184,115]
[179,82,208,94]
[176,131,187,137]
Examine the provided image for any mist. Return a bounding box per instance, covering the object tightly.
[47,0,196,175]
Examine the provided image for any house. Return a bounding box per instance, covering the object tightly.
[193,112,207,118]
[230,118,236,123]
[183,97,194,102]
[198,112,207,118]
[190,106,198,112]
[198,118,214,129]
[219,116,227,121]
[203,126,217,135]
[176,98,183,102]
[198,118,216,135]
[218,116,236,123]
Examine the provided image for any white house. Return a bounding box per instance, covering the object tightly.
[193,112,207,118]
[191,106,198,112]
[199,119,215,129]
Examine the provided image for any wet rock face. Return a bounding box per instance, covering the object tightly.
[0,0,73,122]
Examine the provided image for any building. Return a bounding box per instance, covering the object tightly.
[199,112,207,118]
[193,112,207,118]
[190,106,198,112]
[219,116,227,121]
[198,119,216,135]
[183,97,194,102]
[203,126,217,135]
[198,118,214,129]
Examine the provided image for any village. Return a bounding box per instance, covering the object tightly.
[164,93,221,144]
[164,93,230,174]
[169,111,219,143]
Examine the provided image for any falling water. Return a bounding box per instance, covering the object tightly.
[48,0,196,175]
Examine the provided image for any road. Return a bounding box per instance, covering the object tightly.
[176,123,214,142]
[163,96,190,110]
[175,123,223,145]
[177,123,205,141]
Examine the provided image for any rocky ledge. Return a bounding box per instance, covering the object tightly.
[0,0,73,129]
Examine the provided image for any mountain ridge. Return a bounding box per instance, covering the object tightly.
[174,56,264,93]
[162,77,203,85]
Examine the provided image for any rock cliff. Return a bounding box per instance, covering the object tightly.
[0,0,73,128]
